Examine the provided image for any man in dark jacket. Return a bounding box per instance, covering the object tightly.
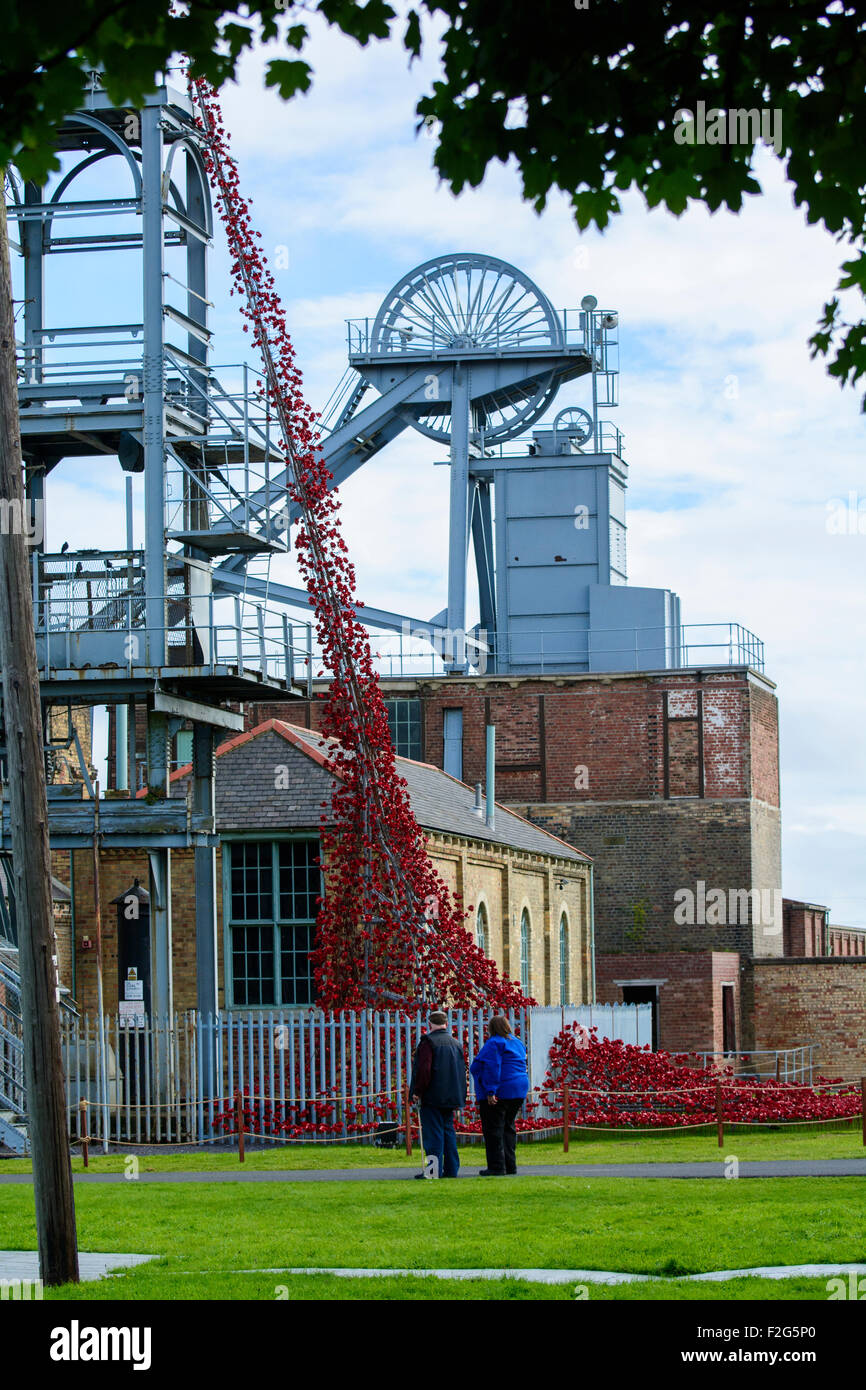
[409,1010,467,1178]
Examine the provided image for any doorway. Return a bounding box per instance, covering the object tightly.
[621,984,659,1050]
[721,984,737,1055]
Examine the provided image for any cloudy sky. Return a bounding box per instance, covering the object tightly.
[33,12,866,924]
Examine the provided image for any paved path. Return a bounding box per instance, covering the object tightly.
[3,1252,863,1288]
[243,1262,866,1286]
[0,1251,156,1283]
[1,1158,864,1184]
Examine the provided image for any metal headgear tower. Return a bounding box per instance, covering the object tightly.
[212,251,683,676]
[3,73,311,1029]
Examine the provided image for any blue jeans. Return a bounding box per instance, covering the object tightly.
[419,1105,460,1178]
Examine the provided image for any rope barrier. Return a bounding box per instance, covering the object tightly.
[557,1081,860,1097]
[71,1133,239,1149]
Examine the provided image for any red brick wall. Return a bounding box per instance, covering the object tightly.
[828,928,866,957]
[596,950,741,1054]
[252,669,776,810]
[783,902,829,957]
[702,683,749,797]
[744,959,866,1077]
[749,683,781,806]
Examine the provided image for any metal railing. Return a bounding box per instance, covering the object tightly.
[312,621,765,679]
[15,324,144,391]
[1,1002,840,1150]
[32,554,313,692]
[1,953,79,1128]
[481,419,625,457]
[346,306,617,361]
[59,1004,646,1146]
[673,1046,816,1085]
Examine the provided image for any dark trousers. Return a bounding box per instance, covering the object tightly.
[419,1105,460,1178]
[478,1096,523,1174]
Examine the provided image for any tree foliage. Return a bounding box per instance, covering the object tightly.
[1,0,864,397]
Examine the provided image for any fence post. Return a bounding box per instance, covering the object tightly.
[236,1089,245,1164]
[563,1079,570,1153]
[715,1081,724,1148]
[404,1087,413,1156]
[80,1099,89,1169]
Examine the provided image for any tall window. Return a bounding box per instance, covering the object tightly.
[443,708,464,780]
[227,840,320,1007]
[476,902,489,954]
[384,698,422,760]
[559,912,570,1003]
[520,908,531,993]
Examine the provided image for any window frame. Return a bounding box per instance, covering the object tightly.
[519,906,531,993]
[559,910,569,1004]
[476,900,489,954]
[223,834,323,1010]
[383,697,422,761]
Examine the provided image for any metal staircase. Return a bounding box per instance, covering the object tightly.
[0,947,79,1156]
[0,951,29,1153]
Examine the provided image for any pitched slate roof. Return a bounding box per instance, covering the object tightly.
[169,718,589,863]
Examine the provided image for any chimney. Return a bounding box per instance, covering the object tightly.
[473,782,484,818]
[485,724,495,830]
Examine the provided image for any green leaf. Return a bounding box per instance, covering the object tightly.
[264,59,314,98]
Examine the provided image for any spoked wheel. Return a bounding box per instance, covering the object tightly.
[371,253,564,444]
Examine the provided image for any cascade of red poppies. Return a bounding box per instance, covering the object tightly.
[190,78,530,1011]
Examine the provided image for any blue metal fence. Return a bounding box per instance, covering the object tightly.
[58,1004,655,1148]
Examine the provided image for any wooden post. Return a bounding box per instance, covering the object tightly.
[236,1090,245,1163]
[0,191,79,1286]
[715,1080,724,1148]
[404,1088,412,1156]
[80,1100,88,1169]
[563,1080,570,1153]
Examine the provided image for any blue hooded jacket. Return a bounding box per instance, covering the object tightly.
[470,1035,529,1101]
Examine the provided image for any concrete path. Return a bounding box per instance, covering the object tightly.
[246,1262,866,1286]
[0,1251,156,1284]
[1,1158,864,1183]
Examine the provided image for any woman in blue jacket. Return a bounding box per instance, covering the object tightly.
[470,1015,529,1176]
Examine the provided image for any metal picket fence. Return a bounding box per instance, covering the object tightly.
[61,1004,650,1147]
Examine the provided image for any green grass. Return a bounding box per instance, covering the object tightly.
[2,1123,863,1174]
[41,1270,847,1301]
[2,1176,864,1287]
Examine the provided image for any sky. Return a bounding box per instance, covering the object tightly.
[25,12,866,925]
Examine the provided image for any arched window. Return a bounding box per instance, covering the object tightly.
[520,908,531,993]
[559,912,570,1003]
[476,902,489,954]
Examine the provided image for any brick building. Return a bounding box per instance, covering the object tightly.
[64,719,593,1016]
[828,925,866,957]
[95,662,863,1068]
[248,662,781,1053]
[783,899,830,957]
[743,958,866,1076]
[781,899,866,958]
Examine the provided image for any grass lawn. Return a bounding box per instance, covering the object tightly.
[2,1174,864,1300]
[2,1122,863,1174]
[42,1270,847,1302]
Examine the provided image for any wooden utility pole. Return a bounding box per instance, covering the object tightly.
[0,185,79,1284]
